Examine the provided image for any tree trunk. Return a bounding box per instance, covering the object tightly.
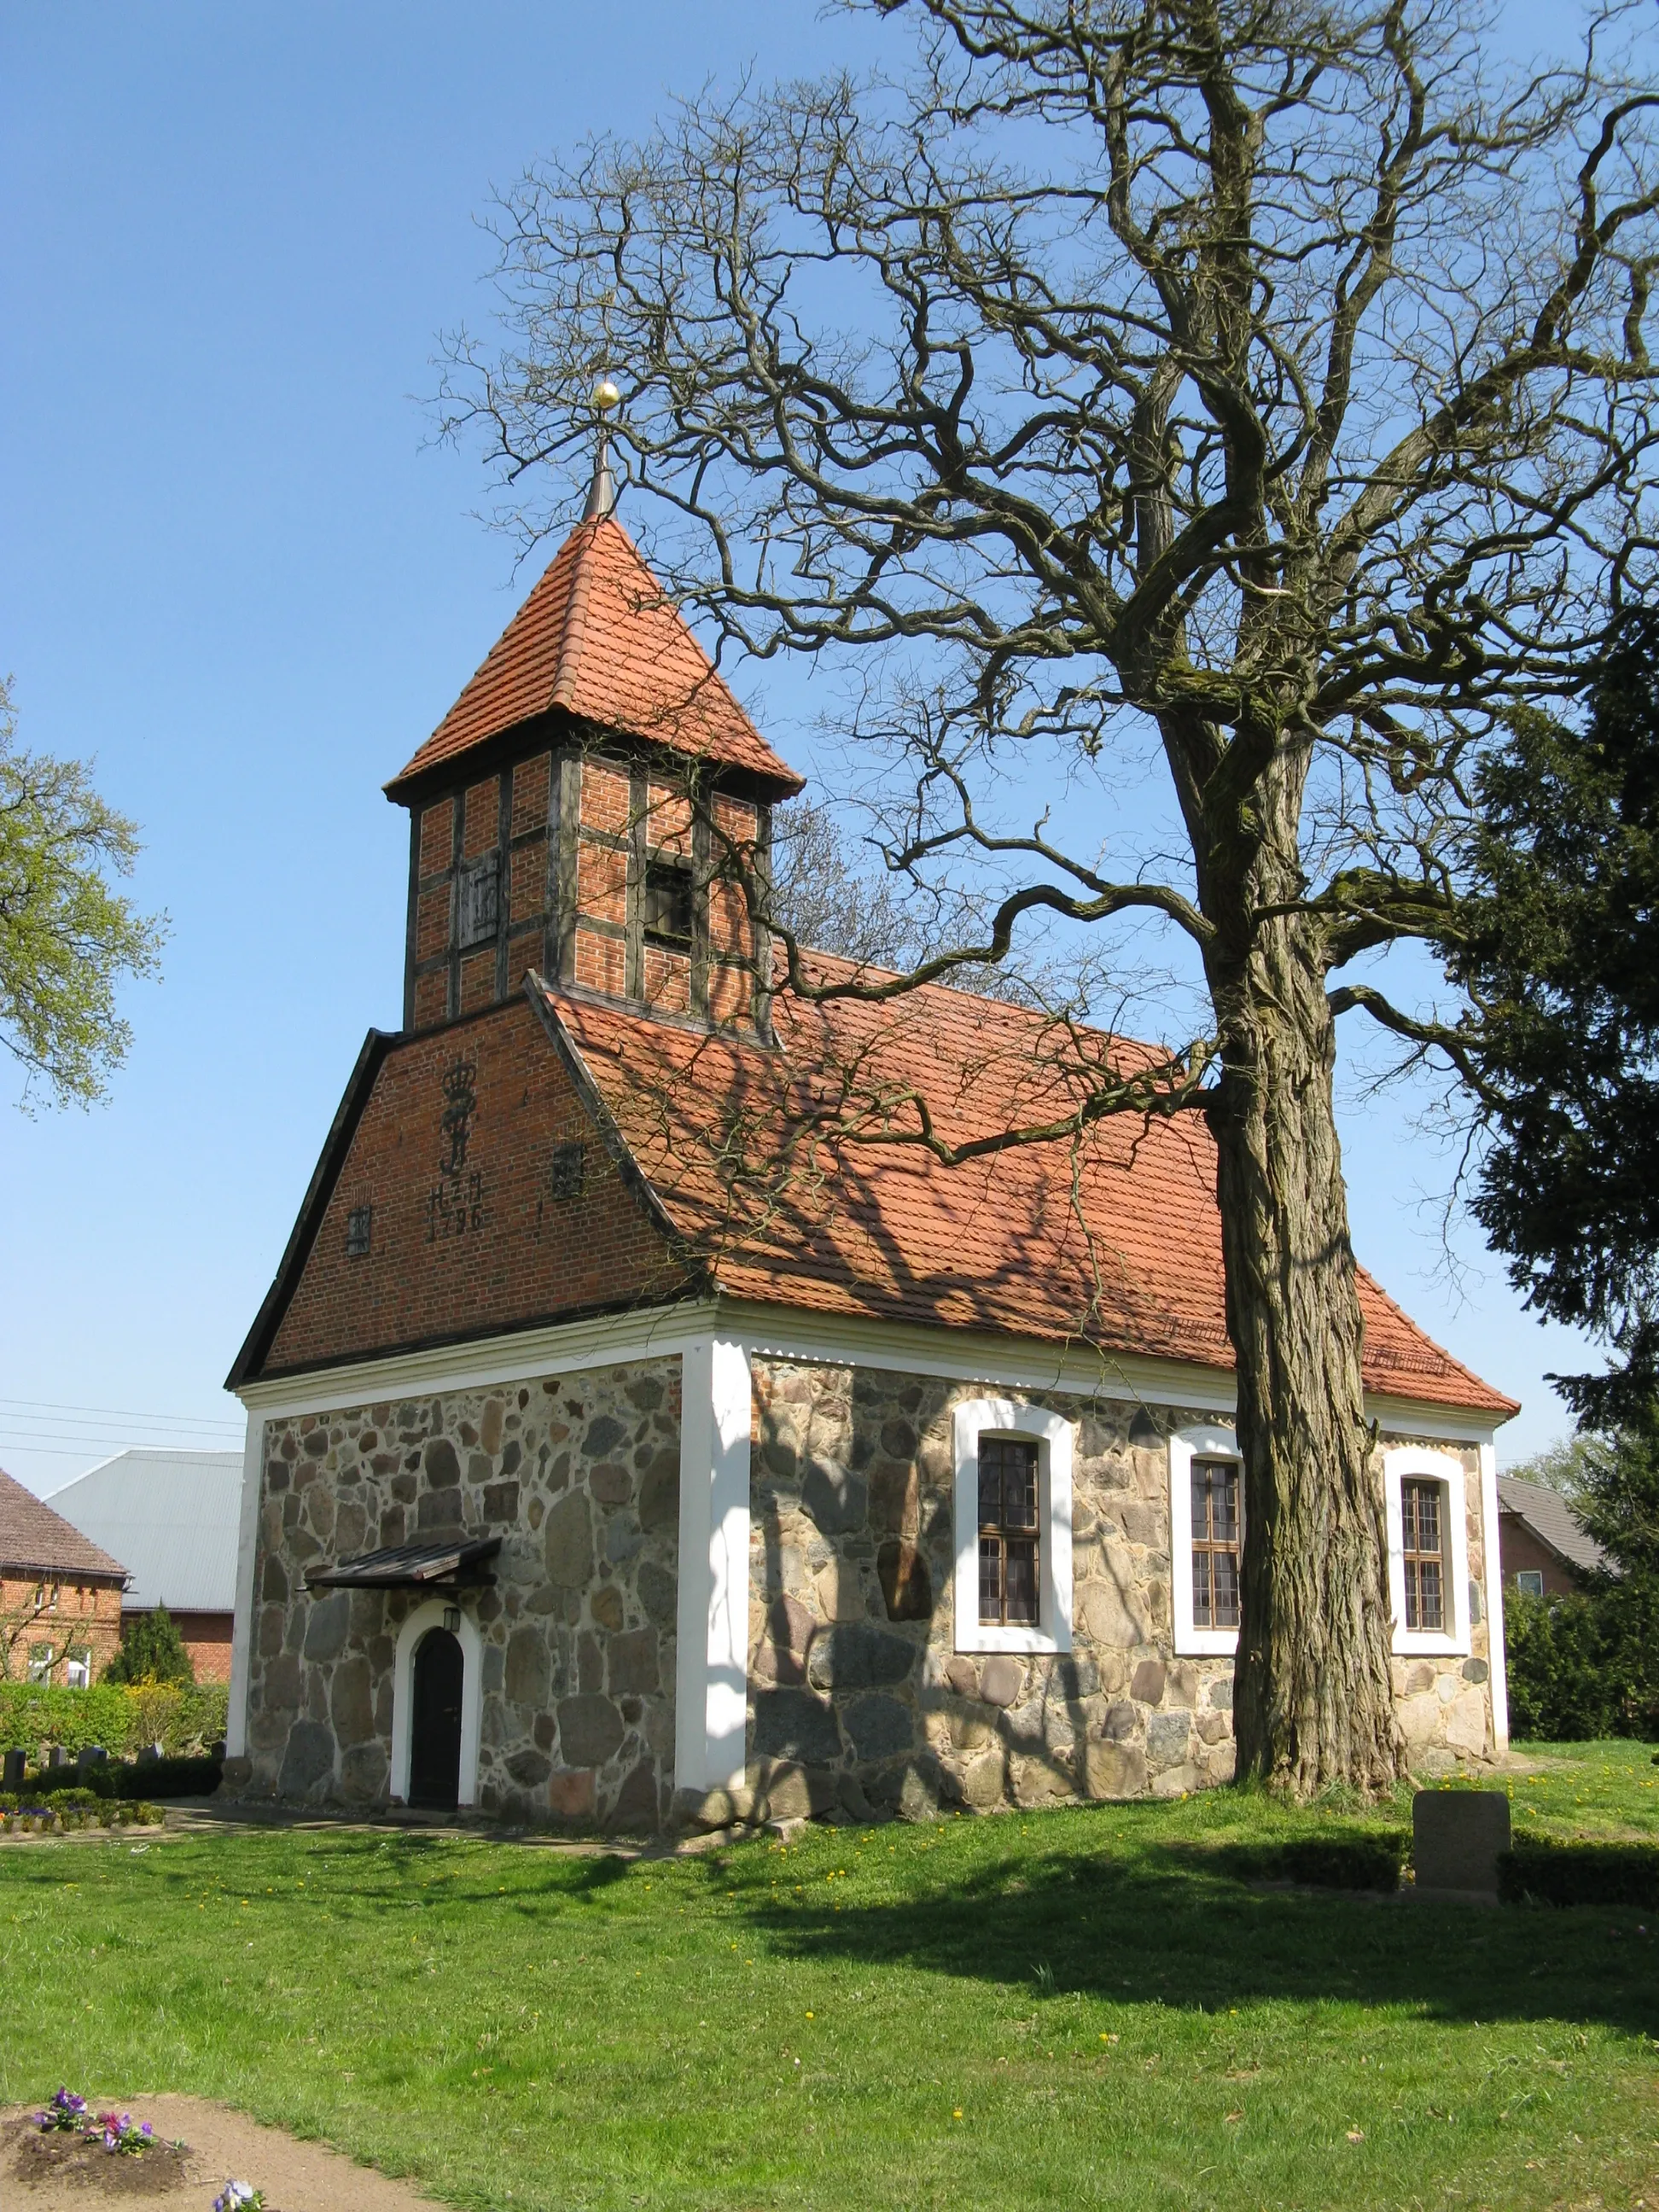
[1202,847,1403,1798]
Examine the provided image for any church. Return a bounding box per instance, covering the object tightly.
[222,469,1517,1831]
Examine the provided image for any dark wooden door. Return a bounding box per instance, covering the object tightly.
[409,1627,463,1807]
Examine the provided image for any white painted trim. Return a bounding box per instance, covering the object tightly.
[235,1299,721,1417]
[951,1398,1073,1656]
[1168,1423,1243,1656]
[234,1292,1505,1452]
[1383,1447,1472,1657]
[390,1598,484,1807]
[1479,1441,1510,1751]
[1363,1394,1503,1447]
[673,1336,752,1792]
[225,1412,265,1760]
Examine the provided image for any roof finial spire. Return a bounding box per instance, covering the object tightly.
[583,375,622,521]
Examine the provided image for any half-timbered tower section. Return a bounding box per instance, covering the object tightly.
[389,510,801,1035]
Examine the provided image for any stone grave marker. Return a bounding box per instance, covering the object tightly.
[1413,1787,1511,1898]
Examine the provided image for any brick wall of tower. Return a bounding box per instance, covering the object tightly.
[404,742,766,1034]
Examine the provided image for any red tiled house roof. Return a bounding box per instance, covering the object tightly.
[536,963,1517,1419]
[386,516,804,799]
[0,1466,127,1584]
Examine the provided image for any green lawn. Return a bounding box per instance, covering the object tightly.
[3,1744,1656,2212]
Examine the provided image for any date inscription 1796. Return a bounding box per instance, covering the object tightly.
[427,1057,487,1243]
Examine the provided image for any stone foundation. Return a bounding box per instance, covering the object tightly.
[243,1358,680,1827]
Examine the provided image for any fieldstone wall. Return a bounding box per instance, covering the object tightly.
[242,1357,680,1828]
[742,1361,1498,1819]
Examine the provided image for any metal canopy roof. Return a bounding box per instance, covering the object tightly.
[304,1536,501,1592]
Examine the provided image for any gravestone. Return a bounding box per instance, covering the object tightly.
[2,1748,26,1789]
[47,1743,70,1769]
[77,1744,108,1773]
[1413,1787,1511,1897]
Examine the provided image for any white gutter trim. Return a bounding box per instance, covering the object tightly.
[233,1295,1507,1443]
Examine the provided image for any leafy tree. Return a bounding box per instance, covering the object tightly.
[102,1604,195,1687]
[1505,1406,1659,1740]
[0,674,167,1110]
[1574,1408,1659,1581]
[1435,611,1659,1429]
[1503,1435,1609,1501]
[443,1,1659,1795]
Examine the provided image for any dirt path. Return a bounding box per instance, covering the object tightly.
[2,2098,440,2212]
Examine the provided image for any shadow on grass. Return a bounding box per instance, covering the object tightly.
[710,1821,1659,2042]
[29,1809,1653,2041]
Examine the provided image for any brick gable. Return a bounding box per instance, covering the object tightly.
[256,997,695,1380]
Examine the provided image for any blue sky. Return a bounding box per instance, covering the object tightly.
[1,0,1599,1494]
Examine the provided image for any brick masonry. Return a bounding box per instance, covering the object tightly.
[2,1575,124,1685]
[243,1359,681,1826]
[742,1362,1498,1821]
[265,996,687,1377]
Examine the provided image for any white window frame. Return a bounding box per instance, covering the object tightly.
[1384,1447,1471,1656]
[64,1647,91,1690]
[390,1598,484,1807]
[952,1398,1073,1656]
[1170,1423,1243,1656]
[1515,1569,1544,1598]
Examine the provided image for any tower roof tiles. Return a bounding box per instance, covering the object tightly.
[387,515,803,800]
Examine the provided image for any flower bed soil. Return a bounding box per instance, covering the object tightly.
[1,2099,439,2212]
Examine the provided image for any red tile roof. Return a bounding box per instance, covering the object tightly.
[538,964,1516,1418]
[388,516,804,797]
[0,1466,128,1583]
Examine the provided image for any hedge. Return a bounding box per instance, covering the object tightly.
[1504,1582,1659,1740]
[0,1680,229,1760]
[80,1755,223,1800]
[1219,1831,1411,1892]
[0,1790,164,1831]
[1499,1837,1659,1908]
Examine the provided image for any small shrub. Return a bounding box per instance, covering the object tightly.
[102,1604,195,1686]
[1499,1837,1659,1908]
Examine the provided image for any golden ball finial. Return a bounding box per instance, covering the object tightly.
[592,376,621,412]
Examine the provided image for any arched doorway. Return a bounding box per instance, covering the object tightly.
[408,1627,463,1808]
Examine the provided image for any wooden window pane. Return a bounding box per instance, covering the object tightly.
[977,1436,1040,1626]
[1190,1458,1241,1629]
[1402,1479,1447,1631]
[1004,1538,1039,1625]
[979,1536,1001,1625]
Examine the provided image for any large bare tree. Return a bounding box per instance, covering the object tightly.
[442,0,1659,1796]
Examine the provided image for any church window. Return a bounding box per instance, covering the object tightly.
[952,1400,1073,1656]
[1400,1478,1446,1631]
[1190,1458,1241,1629]
[345,1205,373,1258]
[1383,1449,1472,1655]
[978,1435,1039,1626]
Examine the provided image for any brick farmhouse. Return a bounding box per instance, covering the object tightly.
[223,479,1519,1829]
[0,1466,127,1687]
